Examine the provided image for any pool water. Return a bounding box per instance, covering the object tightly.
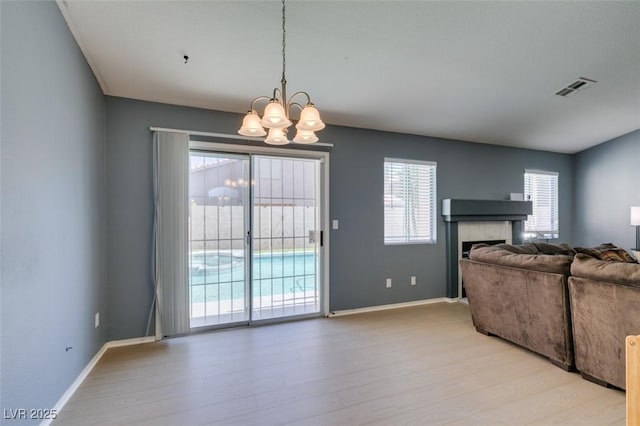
[189,252,317,303]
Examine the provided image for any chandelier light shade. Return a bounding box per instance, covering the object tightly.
[293,129,318,144]
[261,101,292,129]
[237,0,325,145]
[631,206,640,250]
[238,110,267,137]
[264,127,289,145]
[296,104,326,132]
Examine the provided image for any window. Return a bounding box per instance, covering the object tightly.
[384,158,437,244]
[524,170,559,239]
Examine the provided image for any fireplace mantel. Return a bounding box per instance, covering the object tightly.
[442,199,532,298]
[442,199,532,222]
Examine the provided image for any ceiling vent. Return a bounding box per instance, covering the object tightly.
[555,77,597,97]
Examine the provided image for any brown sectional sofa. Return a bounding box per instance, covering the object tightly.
[460,243,576,370]
[569,254,640,389]
[461,242,640,389]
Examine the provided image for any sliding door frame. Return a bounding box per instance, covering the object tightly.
[190,141,330,321]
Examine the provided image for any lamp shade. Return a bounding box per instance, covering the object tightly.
[238,111,267,137]
[296,104,325,132]
[293,129,318,144]
[631,206,640,226]
[264,127,289,145]
[260,101,292,129]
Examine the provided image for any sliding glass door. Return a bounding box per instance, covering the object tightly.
[252,156,321,320]
[189,153,250,327]
[188,151,322,329]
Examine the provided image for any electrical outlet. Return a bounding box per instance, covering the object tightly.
[332,220,339,230]
[94,312,100,328]
[386,278,392,288]
[411,276,416,286]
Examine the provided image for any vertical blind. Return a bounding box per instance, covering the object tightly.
[384,158,437,244]
[524,169,559,238]
[152,131,190,337]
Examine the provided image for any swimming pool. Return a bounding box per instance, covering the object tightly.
[189,251,317,303]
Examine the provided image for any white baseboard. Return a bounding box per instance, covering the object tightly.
[329,297,458,317]
[105,336,156,349]
[42,336,156,426]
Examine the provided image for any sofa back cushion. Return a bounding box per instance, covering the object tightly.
[530,242,576,256]
[469,244,573,275]
[571,253,640,286]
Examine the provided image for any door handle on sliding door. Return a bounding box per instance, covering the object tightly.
[308,230,323,246]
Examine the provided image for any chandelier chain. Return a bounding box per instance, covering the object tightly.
[281,0,287,85]
[238,0,324,144]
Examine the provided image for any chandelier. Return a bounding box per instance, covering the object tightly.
[238,0,325,145]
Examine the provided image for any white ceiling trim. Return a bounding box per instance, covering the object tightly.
[56,0,108,93]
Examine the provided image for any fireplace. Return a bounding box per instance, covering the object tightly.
[442,199,532,298]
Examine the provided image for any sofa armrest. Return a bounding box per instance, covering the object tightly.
[461,258,573,367]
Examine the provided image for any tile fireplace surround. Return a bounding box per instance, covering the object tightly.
[442,199,532,298]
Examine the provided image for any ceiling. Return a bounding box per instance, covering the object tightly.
[57,0,640,154]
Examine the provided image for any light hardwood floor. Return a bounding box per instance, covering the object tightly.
[54,302,625,425]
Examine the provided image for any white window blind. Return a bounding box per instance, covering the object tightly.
[524,170,559,239]
[384,158,437,244]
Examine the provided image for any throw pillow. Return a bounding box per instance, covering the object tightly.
[575,243,637,263]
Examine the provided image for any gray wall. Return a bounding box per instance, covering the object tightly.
[105,96,574,337]
[573,129,640,248]
[0,1,107,422]
[324,125,574,310]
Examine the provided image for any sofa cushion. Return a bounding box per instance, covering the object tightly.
[531,242,576,256]
[484,242,576,256]
[469,244,573,275]
[570,253,640,286]
[490,243,539,254]
[575,243,637,263]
